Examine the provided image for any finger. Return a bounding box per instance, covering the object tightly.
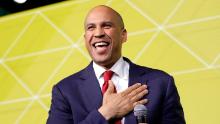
[128,85,147,98]
[130,89,148,102]
[121,83,142,96]
[133,99,148,107]
[105,80,115,94]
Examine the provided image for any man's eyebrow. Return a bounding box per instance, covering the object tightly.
[85,21,114,27]
[102,21,115,26]
[85,23,95,28]
[103,21,113,24]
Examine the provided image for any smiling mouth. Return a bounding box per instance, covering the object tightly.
[93,41,110,48]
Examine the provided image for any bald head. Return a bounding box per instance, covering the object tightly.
[84,5,125,29]
[83,5,127,69]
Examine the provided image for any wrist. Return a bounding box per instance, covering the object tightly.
[98,106,114,120]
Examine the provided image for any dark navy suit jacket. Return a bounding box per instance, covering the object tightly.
[47,57,185,124]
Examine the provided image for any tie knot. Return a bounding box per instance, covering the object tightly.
[103,70,114,82]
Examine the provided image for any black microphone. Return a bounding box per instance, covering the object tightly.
[134,104,148,124]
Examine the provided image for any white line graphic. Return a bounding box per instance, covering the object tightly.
[2,14,37,59]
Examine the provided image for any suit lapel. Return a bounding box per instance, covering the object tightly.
[78,62,103,112]
[123,57,147,124]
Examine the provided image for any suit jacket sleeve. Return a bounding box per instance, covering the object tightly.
[161,76,185,124]
[46,85,108,124]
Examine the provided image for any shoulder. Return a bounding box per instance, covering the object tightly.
[124,57,172,79]
[133,63,172,79]
[132,63,175,91]
[145,66,172,79]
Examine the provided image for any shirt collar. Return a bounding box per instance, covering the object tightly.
[93,57,128,79]
[93,61,106,79]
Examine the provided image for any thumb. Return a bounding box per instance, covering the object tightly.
[105,80,115,94]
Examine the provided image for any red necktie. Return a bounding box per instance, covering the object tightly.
[102,70,114,94]
[102,71,122,124]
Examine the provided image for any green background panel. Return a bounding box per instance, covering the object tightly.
[0,0,220,124]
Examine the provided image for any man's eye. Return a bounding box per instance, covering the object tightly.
[87,26,94,30]
[104,25,111,29]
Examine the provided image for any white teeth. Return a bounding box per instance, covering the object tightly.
[94,42,108,47]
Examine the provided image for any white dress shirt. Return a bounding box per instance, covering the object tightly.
[93,57,130,123]
[93,57,129,93]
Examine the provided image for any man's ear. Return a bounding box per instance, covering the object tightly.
[122,29,127,43]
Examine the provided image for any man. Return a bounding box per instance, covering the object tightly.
[47,5,185,124]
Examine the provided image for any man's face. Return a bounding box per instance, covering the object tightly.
[84,6,127,69]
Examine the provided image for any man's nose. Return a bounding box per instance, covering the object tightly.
[94,27,105,38]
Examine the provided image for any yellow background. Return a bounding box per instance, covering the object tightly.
[0,0,220,124]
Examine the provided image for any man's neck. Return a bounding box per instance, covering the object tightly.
[94,57,122,70]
